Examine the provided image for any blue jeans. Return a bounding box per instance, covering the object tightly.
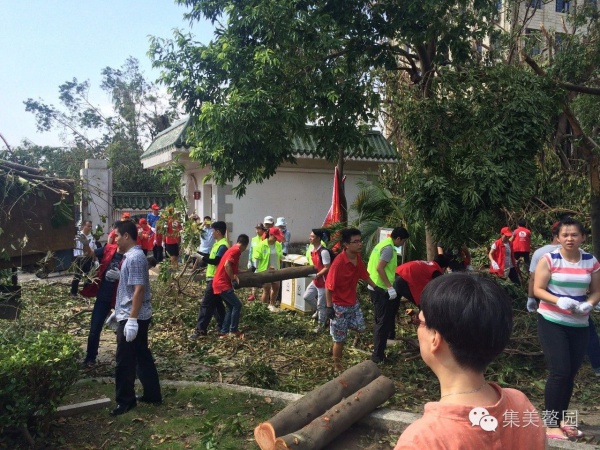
[220,289,242,333]
[85,298,112,362]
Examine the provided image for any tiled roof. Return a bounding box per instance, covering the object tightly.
[141,117,398,162]
[290,129,398,161]
[141,117,190,160]
[112,192,176,210]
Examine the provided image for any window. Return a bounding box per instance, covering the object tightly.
[525,28,542,56]
[529,0,542,8]
[556,0,570,12]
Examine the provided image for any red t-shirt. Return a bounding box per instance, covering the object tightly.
[213,245,242,294]
[325,250,369,307]
[164,220,182,245]
[512,226,531,252]
[395,260,443,306]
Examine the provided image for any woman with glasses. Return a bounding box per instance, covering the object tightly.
[396,273,545,449]
[534,217,600,440]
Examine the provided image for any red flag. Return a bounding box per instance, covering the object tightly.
[323,167,346,227]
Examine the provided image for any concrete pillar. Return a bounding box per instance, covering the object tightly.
[81,159,112,244]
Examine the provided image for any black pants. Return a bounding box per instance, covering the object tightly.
[115,318,162,406]
[370,286,400,362]
[538,315,589,427]
[507,267,520,285]
[85,297,111,363]
[71,256,93,295]
[153,245,164,263]
[195,279,225,332]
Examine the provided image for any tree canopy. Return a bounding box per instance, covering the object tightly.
[23,57,178,191]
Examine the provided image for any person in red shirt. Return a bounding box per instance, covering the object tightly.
[108,213,131,244]
[212,234,250,338]
[136,219,155,255]
[395,255,449,306]
[512,219,532,265]
[325,228,377,371]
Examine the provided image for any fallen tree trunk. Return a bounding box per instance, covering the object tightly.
[274,375,395,450]
[254,360,381,450]
[238,266,316,288]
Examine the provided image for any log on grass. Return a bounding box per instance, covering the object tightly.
[238,266,316,288]
[254,360,381,450]
[274,375,395,450]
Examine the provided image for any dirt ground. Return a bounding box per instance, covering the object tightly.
[17,269,600,447]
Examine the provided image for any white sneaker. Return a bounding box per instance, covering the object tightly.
[311,311,318,319]
[268,304,278,312]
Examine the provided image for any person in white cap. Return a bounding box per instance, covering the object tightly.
[275,217,291,256]
[263,216,274,230]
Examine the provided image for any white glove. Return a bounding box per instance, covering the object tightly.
[491,261,500,271]
[124,318,138,342]
[556,297,580,311]
[574,302,593,315]
[387,287,397,300]
[105,311,118,331]
[465,265,474,271]
[105,268,120,282]
[93,260,100,269]
[308,273,317,279]
[526,297,538,313]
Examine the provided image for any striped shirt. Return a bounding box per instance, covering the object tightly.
[538,248,600,327]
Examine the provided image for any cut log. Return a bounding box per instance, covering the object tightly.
[238,266,317,288]
[254,360,381,450]
[274,375,395,450]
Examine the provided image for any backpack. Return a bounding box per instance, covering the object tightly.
[318,247,338,266]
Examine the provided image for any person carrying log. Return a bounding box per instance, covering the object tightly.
[394,272,546,449]
[325,228,377,372]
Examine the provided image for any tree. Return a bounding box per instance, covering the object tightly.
[152,1,555,248]
[514,0,600,257]
[24,57,178,192]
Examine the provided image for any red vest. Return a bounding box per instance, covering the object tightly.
[512,227,531,252]
[490,238,516,276]
[80,244,120,307]
[310,246,327,288]
[395,260,442,306]
[137,224,155,250]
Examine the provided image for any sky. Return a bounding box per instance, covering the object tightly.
[0,1,214,148]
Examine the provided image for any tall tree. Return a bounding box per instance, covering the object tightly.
[24,57,178,191]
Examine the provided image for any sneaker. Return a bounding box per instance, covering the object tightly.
[70,293,79,298]
[81,359,96,368]
[247,295,256,301]
[595,304,600,312]
[311,311,318,320]
[268,304,278,312]
[189,330,207,340]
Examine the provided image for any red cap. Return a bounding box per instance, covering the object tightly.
[121,212,131,220]
[500,226,512,237]
[268,227,284,242]
[151,203,160,210]
[139,218,147,225]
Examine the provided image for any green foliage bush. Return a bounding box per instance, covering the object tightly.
[0,331,82,437]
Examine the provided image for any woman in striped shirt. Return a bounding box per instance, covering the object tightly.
[534,217,600,440]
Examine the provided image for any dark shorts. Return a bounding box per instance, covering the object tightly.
[514,251,530,264]
[165,243,180,257]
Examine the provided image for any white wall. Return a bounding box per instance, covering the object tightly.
[81,159,112,243]
[184,165,378,249]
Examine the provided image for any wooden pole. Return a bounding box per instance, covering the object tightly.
[274,375,395,450]
[254,360,381,450]
[238,266,317,288]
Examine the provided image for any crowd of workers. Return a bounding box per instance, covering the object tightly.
[70,208,600,446]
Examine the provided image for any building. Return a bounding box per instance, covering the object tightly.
[141,118,398,248]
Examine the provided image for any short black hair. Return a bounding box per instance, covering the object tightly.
[204,216,211,220]
[341,228,361,244]
[211,221,227,235]
[237,234,250,246]
[433,254,450,269]
[518,218,527,227]
[312,228,330,243]
[558,217,586,236]
[420,272,513,373]
[391,227,410,240]
[116,220,138,241]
